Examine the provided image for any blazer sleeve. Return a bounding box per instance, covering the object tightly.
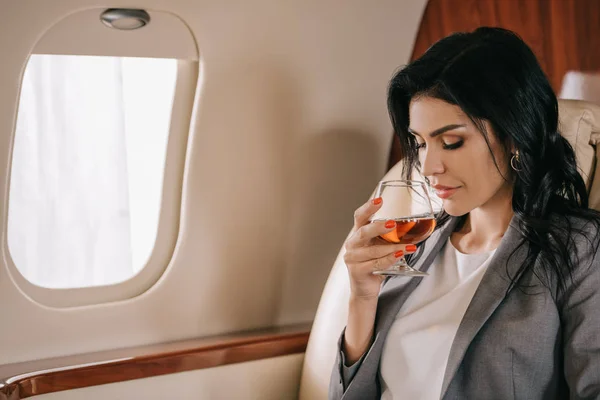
[560,234,600,398]
[328,326,384,400]
[329,328,367,399]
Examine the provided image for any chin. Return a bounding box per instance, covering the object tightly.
[442,201,472,217]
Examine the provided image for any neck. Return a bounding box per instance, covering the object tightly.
[454,183,514,252]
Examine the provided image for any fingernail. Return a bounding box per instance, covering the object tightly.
[394,250,404,258]
[406,244,417,253]
[372,197,382,205]
[385,220,396,229]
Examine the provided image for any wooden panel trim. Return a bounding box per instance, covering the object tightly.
[0,324,310,399]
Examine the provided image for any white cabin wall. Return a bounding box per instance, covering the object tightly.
[0,0,427,365]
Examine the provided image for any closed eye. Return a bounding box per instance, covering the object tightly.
[415,140,463,151]
[443,140,463,150]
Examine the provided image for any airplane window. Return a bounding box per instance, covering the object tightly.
[7,54,177,288]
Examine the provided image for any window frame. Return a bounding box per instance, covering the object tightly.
[3,8,199,307]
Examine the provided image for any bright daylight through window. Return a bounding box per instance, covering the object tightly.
[8,54,177,288]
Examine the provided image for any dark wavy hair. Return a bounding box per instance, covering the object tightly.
[388,27,600,293]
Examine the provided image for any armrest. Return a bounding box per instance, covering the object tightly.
[0,323,310,400]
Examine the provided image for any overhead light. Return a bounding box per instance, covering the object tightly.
[100,8,150,30]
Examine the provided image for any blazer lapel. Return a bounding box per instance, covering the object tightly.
[440,215,527,398]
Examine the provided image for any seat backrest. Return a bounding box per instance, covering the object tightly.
[298,99,600,400]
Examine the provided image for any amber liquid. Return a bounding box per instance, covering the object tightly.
[373,217,436,244]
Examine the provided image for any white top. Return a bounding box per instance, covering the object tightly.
[379,238,496,400]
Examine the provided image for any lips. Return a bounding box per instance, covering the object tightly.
[432,185,460,199]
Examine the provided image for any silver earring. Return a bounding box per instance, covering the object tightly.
[510,151,522,172]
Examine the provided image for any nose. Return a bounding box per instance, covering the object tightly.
[419,147,445,178]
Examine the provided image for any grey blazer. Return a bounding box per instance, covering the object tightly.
[330,215,600,399]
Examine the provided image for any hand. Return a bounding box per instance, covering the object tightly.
[344,197,417,300]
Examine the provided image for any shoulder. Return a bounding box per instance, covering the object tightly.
[545,211,600,299]
[513,211,600,290]
[547,212,600,253]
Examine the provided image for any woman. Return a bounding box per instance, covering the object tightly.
[330,27,600,399]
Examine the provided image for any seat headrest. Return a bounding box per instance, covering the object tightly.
[557,99,600,209]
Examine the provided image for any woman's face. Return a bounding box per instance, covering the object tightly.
[408,96,512,216]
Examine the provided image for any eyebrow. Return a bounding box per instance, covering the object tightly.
[407,124,466,138]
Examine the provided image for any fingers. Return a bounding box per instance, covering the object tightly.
[345,197,420,279]
[353,197,384,229]
[344,243,410,263]
[347,218,396,248]
[352,249,406,274]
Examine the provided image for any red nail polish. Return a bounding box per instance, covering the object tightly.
[372,197,383,205]
[406,244,417,252]
[385,220,396,229]
[394,250,404,258]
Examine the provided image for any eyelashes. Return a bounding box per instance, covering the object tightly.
[443,140,464,150]
[415,140,464,151]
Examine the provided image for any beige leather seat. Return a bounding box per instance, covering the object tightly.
[298,99,600,400]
